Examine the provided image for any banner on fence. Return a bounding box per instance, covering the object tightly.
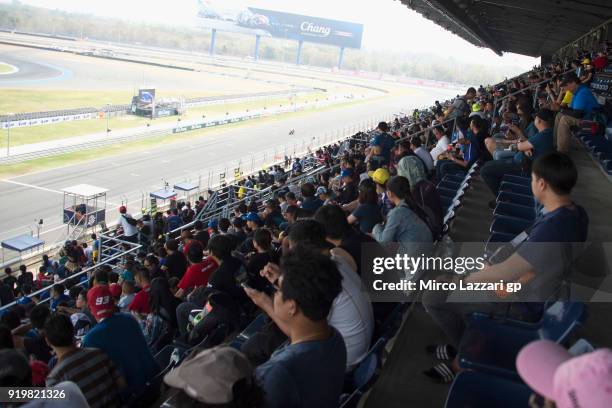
[1,113,97,129]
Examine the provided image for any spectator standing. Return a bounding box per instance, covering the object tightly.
[4,267,17,294]
[117,206,138,243]
[16,264,34,295]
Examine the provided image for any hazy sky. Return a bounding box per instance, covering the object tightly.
[4,0,539,68]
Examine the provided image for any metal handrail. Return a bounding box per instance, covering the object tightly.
[0,234,142,312]
[491,68,575,123]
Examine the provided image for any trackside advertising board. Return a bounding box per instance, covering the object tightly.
[197,0,363,49]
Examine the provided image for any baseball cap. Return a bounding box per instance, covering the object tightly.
[245,212,261,223]
[208,219,218,228]
[164,346,253,404]
[316,186,327,196]
[582,58,590,65]
[108,283,122,298]
[87,285,115,320]
[119,206,127,214]
[371,168,390,185]
[516,340,612,408]
[340,168,354,178]
[471,102,482,112]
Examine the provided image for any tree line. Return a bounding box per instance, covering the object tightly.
[0,2,523,85]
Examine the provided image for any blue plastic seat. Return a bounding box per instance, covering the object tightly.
[443,174,465,184]
[376,302,409,341]
[494,202,536,221]
[437,186,458,197]
[489,215,533,236]
[502,174,530,186]
[444,371,532,408]
[499,181,532,196]
[496,191,535,207]
[437,180,461,191]
[441,196,453,212]
[340,337,387,408]
[229,313,267,350]
[458,302,587,379]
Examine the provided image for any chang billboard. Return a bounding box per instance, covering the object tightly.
[197,1,363,49]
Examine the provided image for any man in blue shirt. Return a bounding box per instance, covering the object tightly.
[244,248,346,408]
[555,72,600,152]
[422,152,588,383]
[82,285,159,404]
[368,122,396,165]
[481,109,555,198]
[49,283,71,311]
[435,129,481,180]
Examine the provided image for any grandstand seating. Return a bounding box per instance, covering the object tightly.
[458,302,587,379]
[2,41,610,408]
[444,371,532,408]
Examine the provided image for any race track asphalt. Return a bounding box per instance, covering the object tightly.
[0,52,66,84]
[0,87,455,252]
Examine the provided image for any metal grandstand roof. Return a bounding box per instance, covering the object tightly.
[401,0,612,57]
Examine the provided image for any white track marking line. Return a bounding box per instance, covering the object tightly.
[1,179,64,195]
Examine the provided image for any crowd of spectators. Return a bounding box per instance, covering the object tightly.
[0,43,609,407]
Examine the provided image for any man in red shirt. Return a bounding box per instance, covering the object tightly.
[128,266,151,316]
[175,242,217,299]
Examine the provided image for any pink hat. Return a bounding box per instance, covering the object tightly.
[516,340,612,408]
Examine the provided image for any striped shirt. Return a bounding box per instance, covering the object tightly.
[45,348,122,408]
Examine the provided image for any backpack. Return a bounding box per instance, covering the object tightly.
[123,215,137,226]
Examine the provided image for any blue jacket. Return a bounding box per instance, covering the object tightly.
[570,85,599,118]
[372,200,432,255]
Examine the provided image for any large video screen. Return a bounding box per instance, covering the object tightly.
[197,0,363,49]
[138,89,156,109]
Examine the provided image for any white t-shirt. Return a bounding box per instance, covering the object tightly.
[430,136,450,163]
[329,254,374,371]
[118,213,139,237]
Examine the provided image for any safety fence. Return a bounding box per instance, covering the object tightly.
[0,94,361,164]
[0,234,141,312]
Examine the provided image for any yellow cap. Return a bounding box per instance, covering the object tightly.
[372,168,390,185]
[471,102,482,112]
[582,58,590,65]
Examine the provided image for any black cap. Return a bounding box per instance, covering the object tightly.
[560,72,579,86]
